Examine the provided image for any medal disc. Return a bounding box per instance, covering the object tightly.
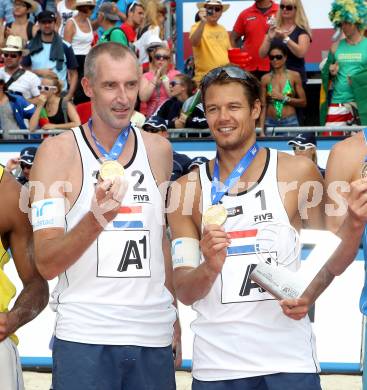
[361,163,367,179]
[99,160,125,181]
[203,204,227,226]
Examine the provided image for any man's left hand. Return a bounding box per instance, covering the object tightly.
[279,297,310,320]
[173,319,182,369]
[0,312,15,341]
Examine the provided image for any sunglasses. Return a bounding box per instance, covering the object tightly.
[144,126,166,133]
[20,162,32,170]
[154,54,170,61]
[206,6,222,12]
[280,4,296,11]
[3,52,20,58]
[200,65,252,90]
[292,145,314,151]
[269,54,284,61]
[78,5,95,11]
[38,85,57,92]
[169,80,182,87]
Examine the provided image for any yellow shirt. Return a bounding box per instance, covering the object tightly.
[190,22,231,84]
[0,166,18,344]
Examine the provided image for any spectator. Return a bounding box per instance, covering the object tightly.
[5,146,38,185]
[139,46,180,118]
[64,0,95,105]
[259,0,312,84]
[154,74,208,130]
[190,0,231,84]
[259,43,306,134]
[56,0,77,38]
[322,0,367,128]
[97,2,128,45]
[0,166,48,390]
[120,2,145,43]
[29,74,81,131]
[22,10,79,101]
[142,116,193,181]
[288,132,325,177]
[134,1,166,67]
[0,76,36,140]
[2,0,38,45]
[0,35,41,104]
[230,0,279,80]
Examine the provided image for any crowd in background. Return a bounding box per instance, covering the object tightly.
[0,0,366,140]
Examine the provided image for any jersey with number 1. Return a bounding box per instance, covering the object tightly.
[51,126,176,346]
[193,148,319,381]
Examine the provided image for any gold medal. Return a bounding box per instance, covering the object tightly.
[203,204,227,226]
[362,162,367,179]
[99,160,125,182]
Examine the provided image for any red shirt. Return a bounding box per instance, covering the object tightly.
[121,23,136,43]
[233,1,279,72]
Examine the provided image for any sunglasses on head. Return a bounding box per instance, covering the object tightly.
[144,125,166,133]
[200,65,252,90]
[3,52,20,58]
[14,2,28,7]
[280,4,296,11]
[154,54,170,61]
[206,6,222,12]
[38,85,57,92]
[269,54,284,61]
[292,144,314,151]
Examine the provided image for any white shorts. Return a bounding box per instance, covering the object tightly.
[0,338,25,390]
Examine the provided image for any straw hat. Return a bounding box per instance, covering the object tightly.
[1,35,29,54]
[73,0,96,9]
[15,0,38,13]
[196,0,229,12]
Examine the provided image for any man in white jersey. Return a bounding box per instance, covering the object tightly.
[30,42,180,390]
[167,65,367,389]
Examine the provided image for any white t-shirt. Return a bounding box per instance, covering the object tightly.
[57,1,78,38]
[0,68,40,99]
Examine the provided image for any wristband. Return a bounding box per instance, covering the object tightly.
[31,198,66,232]
[283,36,290,44]
[161,75,169,82]
[172,237,200,269]
[282,95,291,104]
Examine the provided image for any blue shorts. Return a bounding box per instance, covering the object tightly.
[265,115,299,136]
[192,373,321,390]
[52,338,176,390]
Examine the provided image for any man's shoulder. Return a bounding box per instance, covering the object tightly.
[277,150,319,181]
[141,129,172,155]
[332,132,365,158]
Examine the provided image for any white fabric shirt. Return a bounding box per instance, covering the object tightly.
[0,68,40,99]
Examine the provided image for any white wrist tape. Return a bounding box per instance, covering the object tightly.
[172,237,200,269]
[31,198,66,232]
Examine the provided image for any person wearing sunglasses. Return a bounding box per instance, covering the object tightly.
[259,43,306,135]
[190,0,231,84]
[64,0,95,105]
[29,74,81,132]
[259,0,311,85]
[288,132,325,177]
[5,146,38,185]
[152,74,208,131]
[0,35,41,105]
[139,46,180,118]
[167,64,347,389]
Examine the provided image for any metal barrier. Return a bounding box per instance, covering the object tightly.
[0,125,365,139]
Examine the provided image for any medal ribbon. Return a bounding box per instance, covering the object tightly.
[211,142,259,205]
[88,118,130,160]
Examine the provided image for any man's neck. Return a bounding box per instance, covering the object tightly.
[14,15,28,25]
[255,0,273,10]
[5,65,20,75]
[41,33,54,43]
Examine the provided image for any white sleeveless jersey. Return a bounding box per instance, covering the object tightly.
[193,148,319,381]
[51,126,176,346]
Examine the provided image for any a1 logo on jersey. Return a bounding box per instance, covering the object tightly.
[97,230,151,278]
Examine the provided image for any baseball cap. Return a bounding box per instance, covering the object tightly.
[188,156,209,170]
[288,133,317,148]
[142,116,168,133]
[99,2,120,21]
[19,146,37,165]
[37,10,57,23]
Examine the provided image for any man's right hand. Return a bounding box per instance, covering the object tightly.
[200,225,230,275]
[329,62,339,76]
[198,7,207,23]
[0,312,12,342]
[91,176,129,228]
